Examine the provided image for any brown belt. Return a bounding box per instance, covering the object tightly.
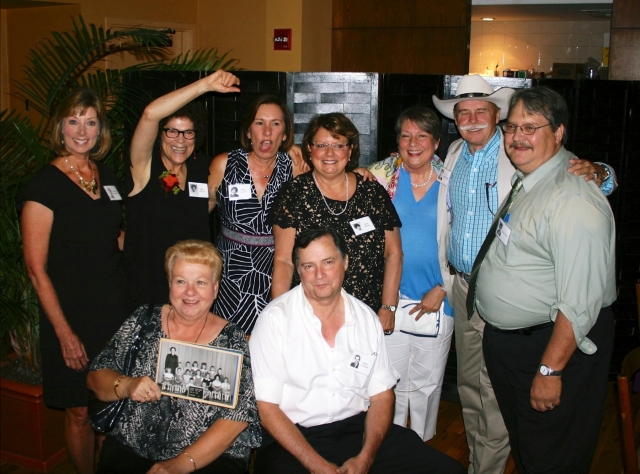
[448,261,471,283]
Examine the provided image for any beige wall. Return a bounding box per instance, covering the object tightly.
[301,0,332,71]
[198,0,267,70]
[2,4,81,121]
[469,19,611,76]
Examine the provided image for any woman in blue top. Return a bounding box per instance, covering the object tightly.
[369,105,454,441]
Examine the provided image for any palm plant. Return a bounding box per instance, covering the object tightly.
[0,15,239,371]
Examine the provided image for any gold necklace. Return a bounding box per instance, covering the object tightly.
[166,306,208,344]
[64,157,98,194]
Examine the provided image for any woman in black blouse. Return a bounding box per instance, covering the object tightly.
[270,113,403,334]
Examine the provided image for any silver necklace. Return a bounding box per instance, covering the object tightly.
[64,156,98,194]
[167,307,208,344]
[313,172,349,216]
[404,164,434,188]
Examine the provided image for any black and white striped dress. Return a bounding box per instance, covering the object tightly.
[213,149,292,334]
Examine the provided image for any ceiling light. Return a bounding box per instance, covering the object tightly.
[482,18,495,21]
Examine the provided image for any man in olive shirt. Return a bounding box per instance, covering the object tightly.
[473,87,616,473]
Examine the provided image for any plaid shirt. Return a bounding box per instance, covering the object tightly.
[447,129,501,274]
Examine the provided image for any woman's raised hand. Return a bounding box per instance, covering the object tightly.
[204,70,241,94]
[123,375,162,403]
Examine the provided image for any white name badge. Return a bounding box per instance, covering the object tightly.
[437,168,451,186]
[229,183,252,201]
[496,218,512,246]
[350,216,375,235]
[348,350,375,376]
[188,182,209,198]
[102,185,122,201]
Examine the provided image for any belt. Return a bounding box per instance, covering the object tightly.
[220,226,274,247]
[486,321,555,336]
[448,261,471,283]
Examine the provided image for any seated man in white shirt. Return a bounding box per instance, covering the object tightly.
[250,228,465,474]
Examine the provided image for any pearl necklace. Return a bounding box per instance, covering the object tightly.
[404,163,434,188]
[64,156,98,194]
[313,172,349,216]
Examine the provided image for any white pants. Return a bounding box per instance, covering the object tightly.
[385,314,454,441]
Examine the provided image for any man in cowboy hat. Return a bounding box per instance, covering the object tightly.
[432,74,616,474]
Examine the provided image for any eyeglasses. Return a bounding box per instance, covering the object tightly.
[502,123,551,135]
[310,143,350,151]
[163,128,197,140]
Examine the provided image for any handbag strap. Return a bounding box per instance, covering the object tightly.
[122,304,155,375]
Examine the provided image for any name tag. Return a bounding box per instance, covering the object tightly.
[229,183,252,201]
[437,168,451,186]
[350,216,375,235]
[188,182,209,198]
[103,185,122,201]
[496,218,512,246]
[349,350,375,376]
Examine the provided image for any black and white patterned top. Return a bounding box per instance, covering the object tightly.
[213,149,293,334]
[90,305,261,463]
[269,172,401,312]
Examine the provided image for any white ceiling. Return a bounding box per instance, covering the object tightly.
[472,0,613,21]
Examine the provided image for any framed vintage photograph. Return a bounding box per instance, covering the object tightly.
[155,338,243,409]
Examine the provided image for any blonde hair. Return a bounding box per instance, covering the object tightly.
[165,240,223,282]
[50,88,111,160]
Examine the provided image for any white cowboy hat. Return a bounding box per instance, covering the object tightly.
[432,74,515,120]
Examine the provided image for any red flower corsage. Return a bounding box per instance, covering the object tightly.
[160,171,181,195]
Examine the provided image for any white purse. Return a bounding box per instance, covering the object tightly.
[394,298,442,337]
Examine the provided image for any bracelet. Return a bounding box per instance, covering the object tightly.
[182,451,196,472]
[114,375,126,400]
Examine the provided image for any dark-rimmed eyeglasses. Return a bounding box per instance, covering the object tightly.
[502,123,551,135]
[310,143,350,151]
[163,128,197,140]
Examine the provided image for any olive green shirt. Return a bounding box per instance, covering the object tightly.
[476,147,616,354]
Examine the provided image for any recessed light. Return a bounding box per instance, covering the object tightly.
[482,17,495,21]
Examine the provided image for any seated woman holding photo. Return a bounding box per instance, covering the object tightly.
[88,240,260,473]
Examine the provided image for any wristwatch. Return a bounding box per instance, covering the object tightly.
[539,364,562,376]
[381,304,397,312]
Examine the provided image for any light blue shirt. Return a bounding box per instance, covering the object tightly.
[394,167,453,316]
[447,129,501,274]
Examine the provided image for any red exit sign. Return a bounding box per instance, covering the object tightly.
[273,29,292,50]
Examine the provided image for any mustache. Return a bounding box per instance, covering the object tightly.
[509,141,533,149]
[458,123,489,131]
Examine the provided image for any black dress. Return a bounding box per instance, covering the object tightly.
[17,162,130,408]
[269,172,401,312]
[213,149,292,334]
[123,150,211,307]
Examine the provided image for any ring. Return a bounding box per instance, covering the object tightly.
[548,404,554,409]
[384,331,392,335]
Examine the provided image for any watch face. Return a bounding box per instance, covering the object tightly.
[540,365,550,376]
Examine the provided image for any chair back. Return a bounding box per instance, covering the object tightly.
[618,347,640,474]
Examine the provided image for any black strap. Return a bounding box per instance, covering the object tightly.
[122,304,155,375]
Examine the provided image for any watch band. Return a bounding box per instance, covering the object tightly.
[539,364,562,376]
[381,304,397,312]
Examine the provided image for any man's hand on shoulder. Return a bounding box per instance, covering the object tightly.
[567,158,605,187]
[337,454,373,474]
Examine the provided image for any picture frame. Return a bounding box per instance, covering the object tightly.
[155,338,243,409]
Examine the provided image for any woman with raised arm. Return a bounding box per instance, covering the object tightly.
[123,71,240,308]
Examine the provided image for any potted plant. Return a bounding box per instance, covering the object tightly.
[0,15,238,471]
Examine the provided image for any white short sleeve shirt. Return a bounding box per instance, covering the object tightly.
[249,285,399,428]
